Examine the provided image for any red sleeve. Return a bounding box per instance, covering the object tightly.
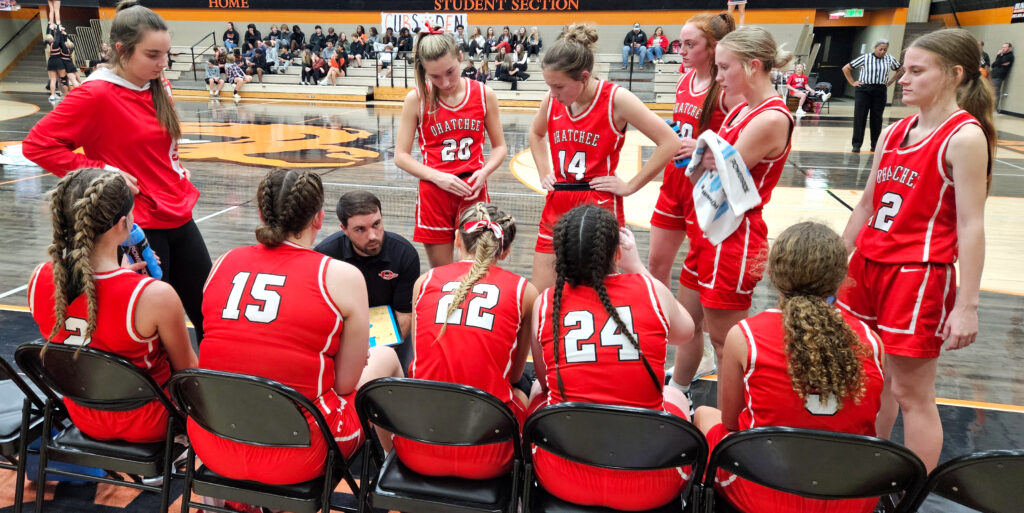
[22,84,106,176]
[786,74,797,87]
[660,38,668,50]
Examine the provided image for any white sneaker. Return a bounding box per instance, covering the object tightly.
[233,93,240,102]
[796,109,805,117]
[49,94,57,101]
[318,79,328,86]
[822,92,831,102]
[208,90,215,96]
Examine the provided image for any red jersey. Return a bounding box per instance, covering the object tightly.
[411,261,528,404]
[855,110,979,264]
[536,273,669,408]
[547,79,626,183]
[28,261,171,442]
[673,69,727,137]
[418,78,488,176]
[786,73,808,92]
[22,68,198,229]
[200,242,343,401]
[715,309,884,513]
[718,96,794,208]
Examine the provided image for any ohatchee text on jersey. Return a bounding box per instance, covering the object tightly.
[875,165,919,188]
[551,128,602,147]
[426,118,484,137]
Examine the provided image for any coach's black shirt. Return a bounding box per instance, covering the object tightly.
[315,231,419,313]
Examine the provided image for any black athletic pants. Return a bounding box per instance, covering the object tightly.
[851,84,887,151]
[145,219,212,344]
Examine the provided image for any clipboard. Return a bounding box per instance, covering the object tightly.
[369,305,402,347]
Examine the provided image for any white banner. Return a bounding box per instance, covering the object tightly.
[380,12,467,36]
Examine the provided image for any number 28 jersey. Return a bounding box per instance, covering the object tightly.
[547,79,626,183]
[418,77,487,175]
[856,110,980,264]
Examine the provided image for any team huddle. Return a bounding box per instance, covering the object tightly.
[21,1,994,512]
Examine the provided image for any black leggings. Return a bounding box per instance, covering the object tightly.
[145,220,212,343]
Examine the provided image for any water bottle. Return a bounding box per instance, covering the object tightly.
[666,120,691,168]
[121,224,162,279]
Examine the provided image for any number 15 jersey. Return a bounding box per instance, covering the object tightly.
[547,79,626,183]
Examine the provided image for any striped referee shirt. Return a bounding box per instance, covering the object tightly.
[849,52,901,85]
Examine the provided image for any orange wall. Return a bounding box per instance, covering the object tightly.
[929,7,1013,27]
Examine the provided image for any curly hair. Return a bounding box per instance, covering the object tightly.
[254,170,324,247]
[769,221,867,409]
[47,169,134,347]
[437,202,516,339]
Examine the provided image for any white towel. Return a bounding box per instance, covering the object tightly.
[685,130,761,245]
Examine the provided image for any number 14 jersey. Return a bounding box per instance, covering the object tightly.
[547,79,626,183]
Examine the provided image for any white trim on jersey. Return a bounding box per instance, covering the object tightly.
[317,255,343,399]
[922,182,950,262]
[894,110,964,156]
[686,68,712,97]
[860,321,884,377]
[653,207,686,219]
[878,264,930,335]
[409,268,436,377]
[28,262,45,318]
[536,291,553,394]
[125,277,157,344]
[606,83,626,138]
[437,78,473,112]
[640,274,670,334]
[501,276,528,387]
[739,319,759,430]
[479,80,487,117]
[567,79,603,123]
[94,268,134,280]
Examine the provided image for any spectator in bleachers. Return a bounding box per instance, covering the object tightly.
[275,46,292,74]
[398,27,413,53]
[277,23,291,51]
[494,26,513,54]
[248,45,272,83]
[496,52,524,90]
[694,221,885,513]
[395,203,537,480]
[525,26,542,62]
[300,49,318,84]
[222,21,239,50]
[242,23,261,53]
[514,26,527,48]
[367,27,379,46]
[190,169,403,486]
[337,32,350,53]
[478,59,490,82]
[484,27,497,56]
[87,42,111,73]
[646,26,668,65]
[453,24,468,53]
[265,24,280,44]
[290,24,305,53]
[309,25,326,53]
[382,27,397,48]
[461,57,478,80]
[205,58,225,97]
[325,26,339,48]
[378,43,394,78]
[622,22,647,69]
[265,36,278,66]
[468,27,486,60]
[354,25,367,43]
[348,35,365,67]
[514,43,529,76]
[214,45,226,74]
[320,48,346,85]
[225,54,251,101]
[493,46,507,75]
[320,40,335,61]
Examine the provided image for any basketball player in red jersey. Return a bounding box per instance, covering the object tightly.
[530,205,695,511]
[528,23,679,291]
[649,12,737,285]
[24,1,213,343]
[676,27,795,388]
[695,222,886,513]
[395,29,507,269]
[192,170,402,485]
[28,169,197,443]
[395,203,538,479]
[839,29,993,471]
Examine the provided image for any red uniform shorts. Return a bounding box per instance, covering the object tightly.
[678,213,768,311]
[392,397,526,479]
[705,423,877,513]
[837,251,955,359]
[650,163,693,231]
[535,188,623,253]
[65,397,169,444]
[414,178,489,245]
[187,389,363,485]
[532,402,690,511]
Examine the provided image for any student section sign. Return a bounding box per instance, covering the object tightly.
[96,0,908,11]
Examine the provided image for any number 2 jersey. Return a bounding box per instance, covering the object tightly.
[28,262,170,443]
[417,77,487,176]
[855,110,980,264]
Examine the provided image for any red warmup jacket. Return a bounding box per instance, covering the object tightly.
[22,67,199,229]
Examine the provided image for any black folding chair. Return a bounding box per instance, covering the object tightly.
[814,81,832,114]
[909,449,1024,513]
[14,341,185,513]
[701,426,927,513]
[0,355,51,513]
[167,369,363,513]
[521,402,707,513]
[355,377,522,513]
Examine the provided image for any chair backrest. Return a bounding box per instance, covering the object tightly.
[704,427,926,506]
[815,81,832,93]
[0,355,48,410]
[355,378,520,452]
[914,449,1024,513]
[15,342,174,414]
[168,369,318,448]
[522,402,707,473]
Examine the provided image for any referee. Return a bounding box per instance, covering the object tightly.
[843,39,904,153]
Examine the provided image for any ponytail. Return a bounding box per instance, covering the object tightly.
[413,30,460,113]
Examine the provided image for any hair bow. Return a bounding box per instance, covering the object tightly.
[425,23,445,35]
[463,219,504,240]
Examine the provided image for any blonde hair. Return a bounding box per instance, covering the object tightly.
[718,26,793,75]
[437,203,516,339]
[413,31,460,113]
[46,169,134,347]
[110,0,180,140]
[541,23,598,81]
[255,170,324,247]
[909,28,995,180]
[685,12,736,132]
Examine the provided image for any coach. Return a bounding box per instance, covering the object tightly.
[316,191,420,370]
[843,39,904,153]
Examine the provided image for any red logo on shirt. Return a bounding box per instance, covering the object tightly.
[379,270,398,280]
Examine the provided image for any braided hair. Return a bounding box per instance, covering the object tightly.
[47,169,134,347]
[254,170,324,247]
[437,202,516,339]
[549,205,660,400]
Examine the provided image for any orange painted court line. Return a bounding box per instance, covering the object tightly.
[0,173,48,186]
